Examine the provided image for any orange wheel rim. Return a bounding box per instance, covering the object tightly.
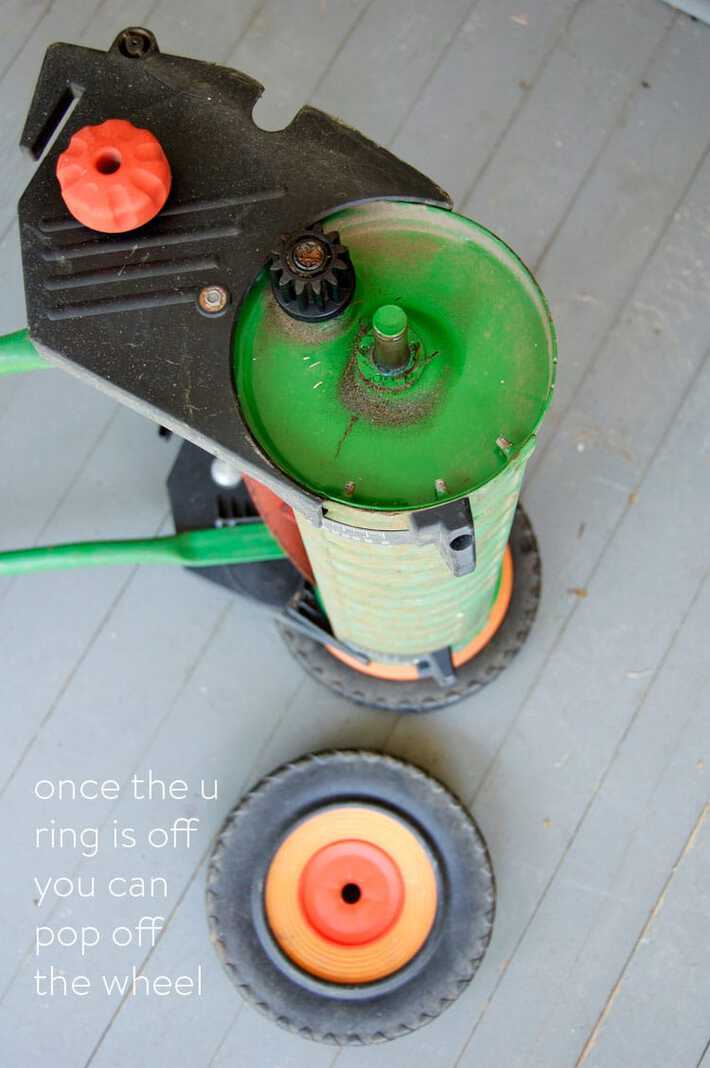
[325,544,514,681]
[264,806,438,983]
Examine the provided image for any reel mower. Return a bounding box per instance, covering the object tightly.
[2,27,555,713]
[0,28,560,1042]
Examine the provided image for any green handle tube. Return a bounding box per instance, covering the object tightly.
[0,523,286,576]
[0,329,50,377]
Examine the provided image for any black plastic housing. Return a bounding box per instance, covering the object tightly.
[18,28,450,520]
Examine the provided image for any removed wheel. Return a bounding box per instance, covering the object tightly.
[207,750,494,1045]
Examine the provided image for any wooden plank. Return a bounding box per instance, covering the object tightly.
[86,875,242,1068]
[230,0,372,131]
[144,0,263,64]
[443,354,710,1066]
[465,0,674,265]
[391,0,580,206]
[0,1,50,82]
[310,0,474,147]
[444,574,710,1067]
[529,13,710,459]
[0,411,176,788]
[0,376,117,557]
[0,602,304,1064]
[578,805,710,1068]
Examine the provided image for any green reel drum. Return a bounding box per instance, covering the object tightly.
[234,200,556,709]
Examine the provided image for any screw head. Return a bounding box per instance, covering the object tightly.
[116,27,155,58]
[198,285,229,315]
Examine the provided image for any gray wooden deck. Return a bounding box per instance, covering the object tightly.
[0,1,708,1065]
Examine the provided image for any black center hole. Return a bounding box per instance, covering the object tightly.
[341,882,361,904]
[95,149,122,175]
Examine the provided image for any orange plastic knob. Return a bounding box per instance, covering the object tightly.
[55,118,171,233]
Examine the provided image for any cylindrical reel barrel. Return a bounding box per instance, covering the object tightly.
[234,200,556,682]
[295,445,531,660]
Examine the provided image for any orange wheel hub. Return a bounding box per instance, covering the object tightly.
[300,839,404,945]
[265,806,437,984]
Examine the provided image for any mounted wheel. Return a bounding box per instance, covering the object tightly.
[207,750,494,1045]
[278,504,541,712]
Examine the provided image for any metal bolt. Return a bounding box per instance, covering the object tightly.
[210,457,241,488]
[291,237,328,273]
[198,285,229,315]
[117,28,154,58]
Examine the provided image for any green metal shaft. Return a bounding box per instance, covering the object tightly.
[0,523,285,576]
[0,329,50,376]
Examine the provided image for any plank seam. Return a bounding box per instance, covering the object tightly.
[469,344,710,816]
[387,0,483,149]
[526,569,710,1063]
[457,0,585,211]
[0,403,121,616]
[0,1,53,86]
[80,676,308,1067]
[575,802,710,1066]
[0,591,235,1006]
[527,129,710,491]
[531,11,680,274]
[306,0,377,105]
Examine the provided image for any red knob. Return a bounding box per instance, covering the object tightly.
[55,118,171,233]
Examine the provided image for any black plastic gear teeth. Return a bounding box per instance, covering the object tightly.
[269,223,355,322]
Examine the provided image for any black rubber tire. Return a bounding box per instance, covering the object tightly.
[278,504,541,712]
[207,751,495,1045]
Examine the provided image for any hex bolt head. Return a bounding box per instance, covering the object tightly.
[198,285,229,315]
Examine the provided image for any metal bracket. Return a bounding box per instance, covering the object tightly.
[409,497,476,577]
[279,586,371,665]
[415,647,456,687]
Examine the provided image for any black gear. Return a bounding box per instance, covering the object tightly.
[269,223,355,321]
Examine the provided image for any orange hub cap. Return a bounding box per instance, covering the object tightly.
[299,839,404,945]
[56,118,171,233]
[265,806,438,983]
